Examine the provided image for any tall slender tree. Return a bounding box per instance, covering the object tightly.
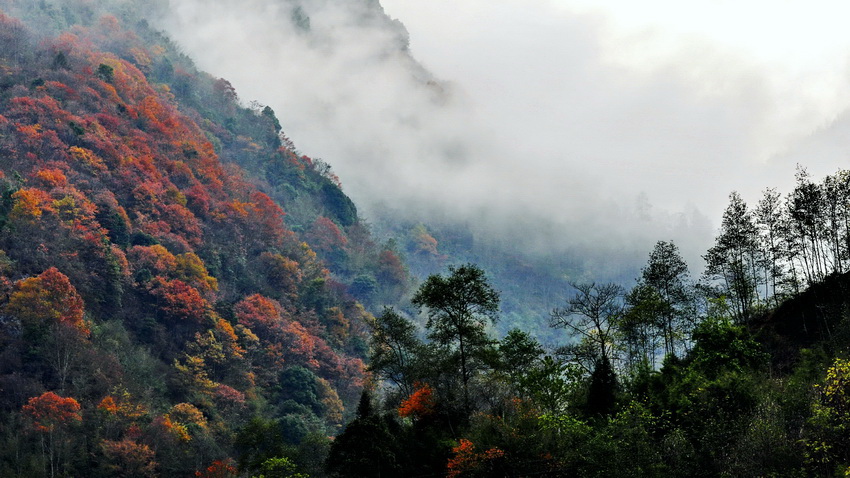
[638,240,695,357]
[620,284,666,369]
[755,188,787,304]
[788,167,827,283]
[704,192,761,323]
[412,264,499,418]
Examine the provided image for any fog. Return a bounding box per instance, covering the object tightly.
[151,0,850,276]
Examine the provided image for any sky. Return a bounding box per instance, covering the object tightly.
[155,0,850,275]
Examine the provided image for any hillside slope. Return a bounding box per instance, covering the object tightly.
[0,4,400,476]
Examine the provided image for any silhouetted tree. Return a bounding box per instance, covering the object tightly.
[326,390,402,477]
[551,282,624,372]
[638,240,696,357]
[755,187,788,303]
[704,192,760,322]
[586,355,617,418]
[368,307,422,398]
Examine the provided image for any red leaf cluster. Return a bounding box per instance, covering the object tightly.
[446,438,506,478]
[398,382,436,419]
[149,277,207,323]
[22,391,82,433]
[195,459,238,478]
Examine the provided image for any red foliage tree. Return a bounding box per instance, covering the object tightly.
[213,384,246,409]
[248,191,290,245]
[148,277,208,323]
[233,294,282,340]
[377,249,406,286]
[22,391,82,478]
[280,319,320,370]
[398,382,436,419]
[446,438,506,478]
[160,202,203,246]
[306,216,348,254]
[184,184,211,218]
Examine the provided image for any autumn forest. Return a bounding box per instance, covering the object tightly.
[3,1,850,477]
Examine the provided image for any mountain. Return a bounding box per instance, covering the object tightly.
[0,1,410,475]
[6,1,850,477]
[150,0,659,342]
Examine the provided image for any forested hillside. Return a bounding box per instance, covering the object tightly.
[0,2,409,476]
[4,1,850,478]
[335,171,850,476]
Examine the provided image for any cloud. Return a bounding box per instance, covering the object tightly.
[150,0,850,276]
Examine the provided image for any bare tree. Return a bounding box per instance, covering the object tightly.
[550,282,624,372]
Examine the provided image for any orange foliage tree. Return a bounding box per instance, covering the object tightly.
[100,438,157,477]
[6,268,90,390]
[22,391,82,433]
[174,317,253,395]
[96,388,148,438]
[33,168,68,189]
[128,244,177,278]
[6,267,86,333]
[22,391,82,478]
[151,402,209,445]
[9,188,54,221]
[234,294,283,339]
[279,319,320,370]
[234,293,324,373]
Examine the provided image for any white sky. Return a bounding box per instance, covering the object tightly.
[159,0,850,274]
[381,0,850,171]
[557,0,850,67]
[377,0,850,257]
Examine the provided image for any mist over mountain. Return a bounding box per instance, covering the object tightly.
[147,0,729,281]
[129,5,846,289]
[7,0,850,351]
[7,1,850,476]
